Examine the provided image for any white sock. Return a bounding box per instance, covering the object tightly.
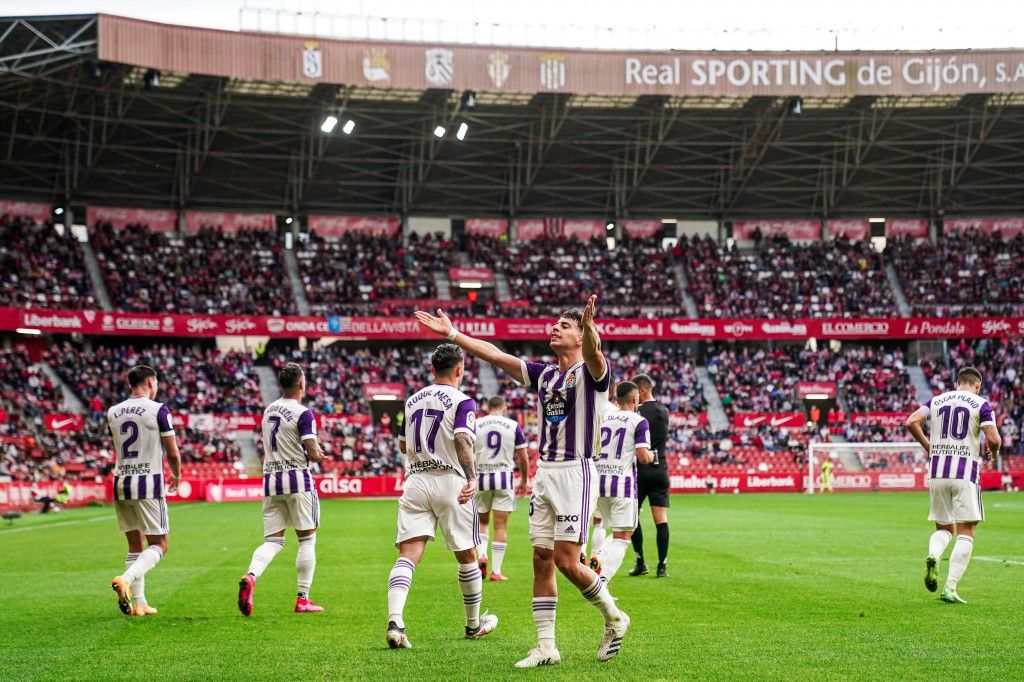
[492,541,507,575]
[296,535,316,598]
[946,535,974,590]
[477,534,489,559]
[125,552,145,605]
[246,537,285,579]
[532,597,557,650]
[600,538,631,584]
[458,562,483,629]
[581,577,621,624]
[387,557,415,628]
[928,529,953,559]
[122,545,163,584]
[591,525,607,556]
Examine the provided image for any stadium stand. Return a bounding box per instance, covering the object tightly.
[682,235,898,318]
[91,222,296,315]
[0,216,95,310]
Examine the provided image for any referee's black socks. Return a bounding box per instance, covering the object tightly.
[655,522,669,567]
[631,523,644,563]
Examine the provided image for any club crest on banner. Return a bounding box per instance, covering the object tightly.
[425,47,454,86]
[487,51,510,87]
[362,47,390,82]
[539,53,565,90]
[302,41,323,79]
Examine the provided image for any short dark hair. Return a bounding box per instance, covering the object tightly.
[616,381,639,402]
[432,343,464,375]
[632,373,654,392]
[558,308,583,329]
[278,362,305,391]
[487,396,506,411]
[957,367,983,386]
[127,365,157,388]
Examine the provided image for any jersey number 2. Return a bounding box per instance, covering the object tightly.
[120,421,140,459]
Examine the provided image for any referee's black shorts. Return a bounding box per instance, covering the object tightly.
[636,467,670,509]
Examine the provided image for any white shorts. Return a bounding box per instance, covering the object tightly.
[116,498,169,536]
[928,478,984,524]
[529,459,597,550]
[263,491,320,536]
[595,496,638,532]
[396,472,479,551]
[476,488,516,514]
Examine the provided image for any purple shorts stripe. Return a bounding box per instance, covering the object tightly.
[579,460,591,544]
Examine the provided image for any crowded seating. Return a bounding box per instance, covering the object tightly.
[0,216,95,310]
[92,222,295,315]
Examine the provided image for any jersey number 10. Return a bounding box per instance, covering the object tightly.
[937,405,970,441]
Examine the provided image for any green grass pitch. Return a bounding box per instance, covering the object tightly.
[2,492,1023,681]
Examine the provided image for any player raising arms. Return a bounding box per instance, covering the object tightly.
[238,362,325,616]
[906,366,1001,604]
[590,381,652,584]
[385,344,498,649]
[416,296,629,668]
[474,395,530,581]
[108,365,181,617]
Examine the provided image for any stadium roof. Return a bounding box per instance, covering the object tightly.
[1,14,1024,219]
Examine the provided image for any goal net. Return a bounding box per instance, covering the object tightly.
[806,441,929,494]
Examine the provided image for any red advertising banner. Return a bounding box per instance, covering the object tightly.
[796,382,837,398]
[944,216,1024,238]
[465,218,508,237]
[363,383,405,400]
[563,220,606,240]
[0,481,108,512]
[317,413,372,431]
[668,412,709,428]
[0,409,6,425]
[184,210,274,233]
[448,268,495,283]
[3,308,1024,341]
[515,219,545,241]
[87,206,178,232]
[621,220,663,238]
[885,218,929,238]
[733,412,807,429]
[0,200,51,223]
[186,475,406,503]
[733,220,821,241]
[44,414,84,432]
[307,215,401,237]
[828,219,870,240]
[851,412,913,427]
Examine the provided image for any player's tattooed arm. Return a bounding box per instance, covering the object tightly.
[303,437,324,463]
[455,432,477,504]
[580,294,607,381]
[982,424,1002,460]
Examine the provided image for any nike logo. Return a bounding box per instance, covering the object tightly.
[50,417,78,429]
[770,416,797,427]
[742,417,767,427]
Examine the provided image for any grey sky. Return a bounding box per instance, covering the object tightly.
[12,0,1024,50]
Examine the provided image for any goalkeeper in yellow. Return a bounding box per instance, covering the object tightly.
[819,459,834,493]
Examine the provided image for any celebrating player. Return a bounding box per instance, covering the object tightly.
[628,373,671,578]
[385,343,499,649]
[108,365,181,617]
[474,395,530,581]
[590,381,652,584]
[237,362,325,616]
[906,366,1001,604]
[415,296,629,668]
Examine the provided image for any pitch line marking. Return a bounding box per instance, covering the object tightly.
[0,502,211,536]
[975,556,1024,566]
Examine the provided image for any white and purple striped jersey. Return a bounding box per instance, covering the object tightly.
[262,398,317,496]
[474,414,527,490]
[596,409,650,499]
[519,357,610,463]
[108,397,174,500]
[921,390,996,485]
[402,384,477,474]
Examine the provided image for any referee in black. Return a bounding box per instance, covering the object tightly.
[628,374,671,577]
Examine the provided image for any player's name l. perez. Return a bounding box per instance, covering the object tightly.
[264,460,307,473]
[117,463,153,475]
[596,462,629,476]
[110,404,149,418]
[407,387,455,409]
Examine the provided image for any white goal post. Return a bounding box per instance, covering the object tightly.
[806,441,927,494]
